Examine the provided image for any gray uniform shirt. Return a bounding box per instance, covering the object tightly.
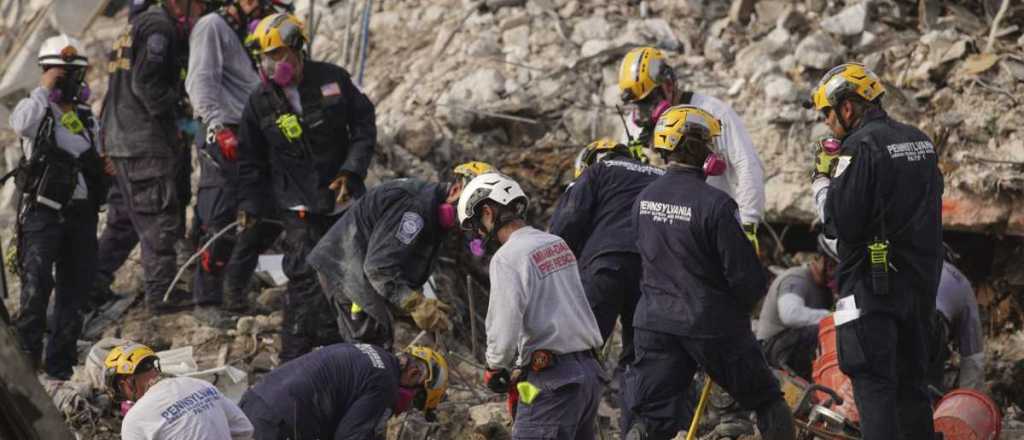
[486,226,604,369]
[756,265,831,341]
[185,13,260,127]
[936,261,985,389]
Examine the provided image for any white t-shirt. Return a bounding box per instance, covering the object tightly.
[121,377,253,440]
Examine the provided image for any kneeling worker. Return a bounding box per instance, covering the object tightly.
[307,162,494,347]
[622,106,795,440]
[239,344,448,440]
[458,172,605,439]
[756,234,837,380]
[103,343,254,439]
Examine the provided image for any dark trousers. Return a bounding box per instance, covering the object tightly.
[14,202,97,378]
[838,310,936,439]
[96,151,190,297]
[762,325,820,381]
[512,352,604,440]
[279,212,342,362]
[622,328,791,440]
[239,392,291,440]
[95,181,138,289]
[106,157,184,304]
[582,253,642,368]
[192,128,282,305]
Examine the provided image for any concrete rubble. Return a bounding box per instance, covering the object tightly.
[0,0,1022,438]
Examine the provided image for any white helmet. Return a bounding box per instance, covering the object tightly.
[457,173,528,230]
[38,35,89,67]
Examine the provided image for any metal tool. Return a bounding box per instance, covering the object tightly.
[686,376,714,440]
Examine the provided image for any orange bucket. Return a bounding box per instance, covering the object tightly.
[818,315,837,358]
[811,352,860,424]
[933,389,1002,440]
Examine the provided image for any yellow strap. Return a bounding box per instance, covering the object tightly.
[516,381,541,405]
[686,378,713,440]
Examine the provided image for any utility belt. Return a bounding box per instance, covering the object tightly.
[508,349,595,418]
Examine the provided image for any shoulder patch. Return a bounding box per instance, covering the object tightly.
[529,240,576,278]
[395,212,424,245]
[833,155,853,178]
[145,33,168,63]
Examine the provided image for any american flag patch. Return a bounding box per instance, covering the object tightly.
[321,82,341,97]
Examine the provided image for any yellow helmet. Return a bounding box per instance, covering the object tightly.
[652,105,722,153]
[251,13,307,54]
[406,345,449,412]
[619,47,673,103]
[103,343,159,391]
[573,138,631,178]
[453,161,496,183]
[809,62,885,111]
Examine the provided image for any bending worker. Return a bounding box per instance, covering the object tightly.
[103,343,254,439]
[9,35,110,380]
[622,106,795,440]
[618,47,765,253]
[239,343,449,440]
[809,62,943,439]
[238,13,376,361]
[550,139,662,375]
[459,173,605,439]
[307,162,495,347]
[756,234,838,381]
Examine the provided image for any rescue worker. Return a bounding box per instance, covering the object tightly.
[756,234,837,380]
[623,106,795,440]
[8,35,110,379]
[618,47,765,253]
[185,0,291,311]
[237,13,377,361]
[238,344,448,440]
[98,0,207,312]
[458,173,605,439]
[549,139,663,373]
[307,162,493,347]
[931,259,985,391]
[808,62,943,439]
[103,342,254,439]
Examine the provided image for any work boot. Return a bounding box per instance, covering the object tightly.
[193,305,233,329]
[709,413,755,439]
[624,422,649,440]
[84,277,118,313]
[755,399,797,440]
[147,290,193,315]
[223,289,251,314]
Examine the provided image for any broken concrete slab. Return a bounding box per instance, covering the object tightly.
[821,1,870,37]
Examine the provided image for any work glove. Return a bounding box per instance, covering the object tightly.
[402,291,452,333]
[484,368,511,394]
[742,223,760,256]
[209,126,239,162]
[811,138,841,181]
[237,210,258,230]
[329,172,353,207]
